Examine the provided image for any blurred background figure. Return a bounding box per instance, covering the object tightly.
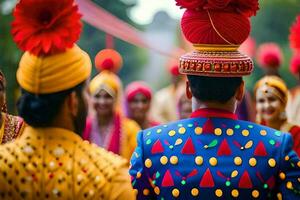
[83,49,140,161]
[287,15,300,125]
[256,42,283,76]
[176,84,192,119]
[0,70,24,143]
[255,76,300,155]
[151,63,184,123]
[125,81,160,129]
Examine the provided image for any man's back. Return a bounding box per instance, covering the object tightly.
[130,109,300,199]
[0,126,135,200]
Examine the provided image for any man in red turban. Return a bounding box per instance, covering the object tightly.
[130,1,300,199]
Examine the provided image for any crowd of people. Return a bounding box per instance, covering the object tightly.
[0,0,299,199]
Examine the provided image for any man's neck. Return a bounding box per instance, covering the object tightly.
[192,98,237,113]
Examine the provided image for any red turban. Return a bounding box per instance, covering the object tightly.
[125,81,152,102]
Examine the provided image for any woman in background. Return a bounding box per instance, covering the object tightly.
[83,49,140,160]
[125,81,160,129]
[0,70,25,143]
[255,75,300,155]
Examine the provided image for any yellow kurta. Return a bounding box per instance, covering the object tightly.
[0,126,135,200]
[120,117,140,161]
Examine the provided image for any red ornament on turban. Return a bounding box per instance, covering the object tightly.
[95,49,123,73]
[256,43,283,69]
[12,0,82,56]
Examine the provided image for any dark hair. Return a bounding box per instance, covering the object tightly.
[17,83,84,127]
[187,75,243,103]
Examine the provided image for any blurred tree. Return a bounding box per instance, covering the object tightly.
[79,0,147,86]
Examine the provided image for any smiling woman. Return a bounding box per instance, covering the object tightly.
[83,49,141,161]
[254,76,300,155]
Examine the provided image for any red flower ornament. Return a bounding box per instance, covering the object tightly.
[12,0,82,56]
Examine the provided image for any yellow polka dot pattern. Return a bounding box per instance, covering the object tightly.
[214,128,222,136]
[154,187,160,195]
[172,188,180,197]
[191,188,199,196]
[143,189,150,196]
[170,156,178,165]
[260,130,267,136]
[194,127,202,135]
[215,189,223,197]
[160,156,168,165]
[268,158,276,168]
[178,127,186,134]
[286,181,293,190]
[279,172,286,180]
[226,128,234,136]
[209,157,218,166]
[231,189,239,198]
[168,130,176,137]
[195,156,203,166]
[252,190,259,198]
[249,158,257,167]
[145,159,152,168]
[234,157,242,166]
[242,129,250,136]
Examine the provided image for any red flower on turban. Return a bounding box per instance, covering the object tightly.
[290,15,300,52]
[12,0,82,56]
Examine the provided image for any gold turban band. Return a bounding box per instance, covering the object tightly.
[17,45,92,94]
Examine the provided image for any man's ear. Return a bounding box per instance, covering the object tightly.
[186,80,192,99]
[236,80,245,102]
[67,91,79,117]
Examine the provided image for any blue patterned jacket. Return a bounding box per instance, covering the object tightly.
[130,108,300,200]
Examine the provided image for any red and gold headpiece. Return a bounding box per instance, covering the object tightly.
[175,0,259,77]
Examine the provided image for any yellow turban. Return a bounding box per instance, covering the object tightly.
[17,45,91,94]
[254,75,288,105]
[89,70,123,113]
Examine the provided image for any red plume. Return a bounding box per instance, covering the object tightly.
[256,43,283,69]
[95,49,123,73]
[290,54,300,75]
[290,15,300,52]
[12,0,82,56]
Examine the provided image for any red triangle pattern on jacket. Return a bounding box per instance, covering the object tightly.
[239,171,253,189]
[181,137,196,155]
[217,139,232,156]
[151,139,164,154]
[161,170,174,187]
[200,168,215,188]
[254,141,268,156]
[202,118,215,134]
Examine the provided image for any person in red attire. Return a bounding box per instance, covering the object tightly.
[125,81,160,129]
[255,75,300,155]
